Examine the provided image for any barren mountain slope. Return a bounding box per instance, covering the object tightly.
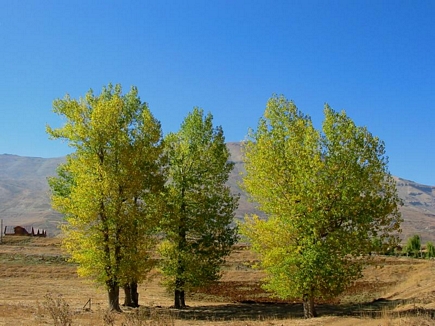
[394,176,435,242]
[1,145,434,242]
[0,154,65,235]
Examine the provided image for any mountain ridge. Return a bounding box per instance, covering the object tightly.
[1,144,434,242]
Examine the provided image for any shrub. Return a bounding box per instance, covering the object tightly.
[102,309,116,326]
[38,292,73,326]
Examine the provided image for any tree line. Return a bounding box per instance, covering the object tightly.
[47,85,402,318]
[402,234,435,258]
[47,84,238,311]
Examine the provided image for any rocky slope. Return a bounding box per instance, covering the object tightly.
[0,154,65,235]
[1,144,434,242]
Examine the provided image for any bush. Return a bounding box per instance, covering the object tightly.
[38,292,73,326]
[102,309,116,326]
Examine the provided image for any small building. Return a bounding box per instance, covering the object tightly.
[13,226,30,236]
[4,225,47,237]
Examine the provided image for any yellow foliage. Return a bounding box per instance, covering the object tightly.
[47,84,164,289]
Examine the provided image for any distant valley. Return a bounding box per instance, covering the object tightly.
[1,142,434,243]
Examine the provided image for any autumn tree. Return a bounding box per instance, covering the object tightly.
[47,84,164,311]
[241,95,402,318]
[159,108,239,309]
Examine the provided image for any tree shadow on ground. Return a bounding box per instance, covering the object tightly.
[149,298,435,321]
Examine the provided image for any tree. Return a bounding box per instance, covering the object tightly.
[426,241,435,259]
[159,108,239,309]
[240,95,402,318]
[404,234,422,258]
[47,84,164,311]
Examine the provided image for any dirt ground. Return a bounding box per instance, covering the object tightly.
[1,237,434,326]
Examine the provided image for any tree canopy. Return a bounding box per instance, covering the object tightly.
[159,108,239,308]
[404,234,422,258]
[240,95,402,318]
[47,84,165,311]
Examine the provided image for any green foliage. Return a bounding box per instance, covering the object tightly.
[426,241,435,259]
[370,236,397,255]
[47,84,165,310]
[240,95,402,317]
[371,237,383,254]
[159,108,239,307]
[48,163,75,200]
[404,234,422,258]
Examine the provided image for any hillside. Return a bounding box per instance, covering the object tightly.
[0,154,65,234]
[1,143,434,241]
[394,176,435,242]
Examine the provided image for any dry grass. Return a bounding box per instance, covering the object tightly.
[1,237,435,325]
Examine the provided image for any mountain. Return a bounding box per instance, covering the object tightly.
[1,144,434,242]
[0,154,65,235]
[394,176,435,242]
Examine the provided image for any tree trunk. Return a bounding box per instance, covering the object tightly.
[302,294,317,318]
[130,282,139,307]
[180,289,185,307]
[123,282,139,307]
[174,277,186,309]
[174,289,186,309]
[123,283,133,307]
[174,187,187,309]
[108,282,122,312]
[174,289,182,309]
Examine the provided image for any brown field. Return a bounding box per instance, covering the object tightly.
[1,237,435,325]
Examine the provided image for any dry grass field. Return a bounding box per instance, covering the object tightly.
[1,236,435,326]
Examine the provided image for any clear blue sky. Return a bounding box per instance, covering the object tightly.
[1,1,434,185]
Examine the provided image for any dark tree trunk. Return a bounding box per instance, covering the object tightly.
[174,276,186,309]
[174,289,182,309]
[180,289,185,307]
[107,282,122,312]
[123,283,132,307]
[130,282,139,307]
[174,186,187,309]
[302,294,317,318]
[123,282,139,307]
[174,288,186,309]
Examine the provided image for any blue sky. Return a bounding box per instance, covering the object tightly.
[1,1,434,185]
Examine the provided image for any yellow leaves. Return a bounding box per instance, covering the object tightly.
[47,84,165,288]
[240,214,297,259]
[241,95,403,302]
[242,97,322,220]
[90,95,125,141]
[156,239,176,260]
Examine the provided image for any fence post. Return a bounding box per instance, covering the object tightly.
[83,298,91,311]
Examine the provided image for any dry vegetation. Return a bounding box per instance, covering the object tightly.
[1,237,435,325]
